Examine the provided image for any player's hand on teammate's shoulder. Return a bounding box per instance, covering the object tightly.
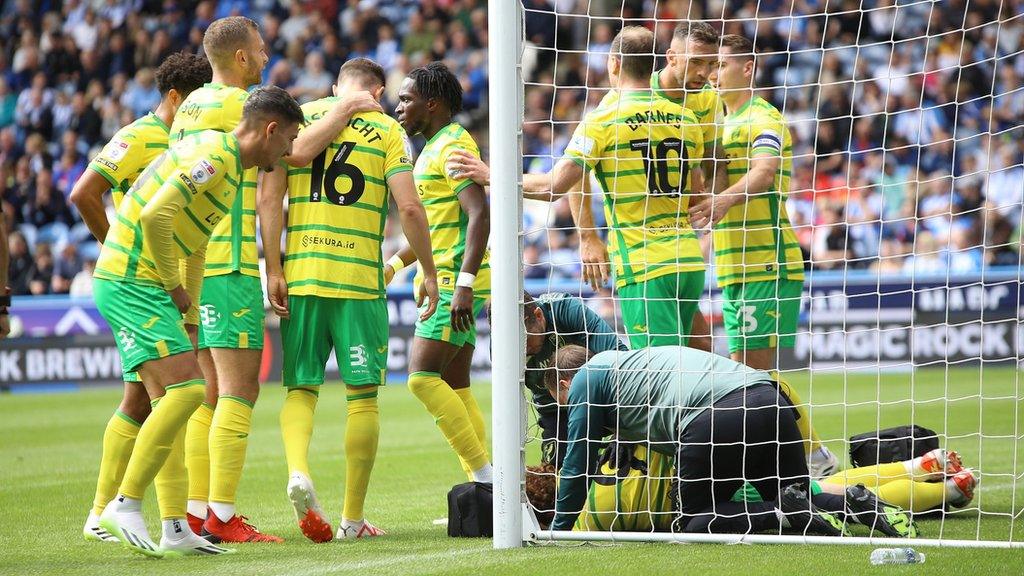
[266,272,290,319]
[447,150,489,186]
[338,90,383,116]
[168,285,191,315]
[450,285,474,332]
[417,274,440,321]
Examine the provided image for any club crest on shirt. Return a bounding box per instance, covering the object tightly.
[191,159,217,184]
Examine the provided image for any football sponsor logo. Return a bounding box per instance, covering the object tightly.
[142,316,160,329]
[191,159,217,184]
[107,139,130,161]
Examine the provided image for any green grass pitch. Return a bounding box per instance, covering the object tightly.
[1,366,1022,575]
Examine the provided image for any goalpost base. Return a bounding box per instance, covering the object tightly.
[531,531,1024,549]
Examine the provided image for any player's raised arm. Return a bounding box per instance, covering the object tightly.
[258,165,290,318]
[284,91,383,166]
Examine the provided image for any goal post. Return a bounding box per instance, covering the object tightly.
[489,0,528,550]
[490,0,1024,550]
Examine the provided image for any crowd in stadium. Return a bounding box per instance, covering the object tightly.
[2,0,1022,296]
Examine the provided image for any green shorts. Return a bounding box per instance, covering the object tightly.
[414,291,487,348]
[94,278,194,375]
[721,278,803,353]
[198,273,265,350]
[618,271,705,349]
[281,296,388,387]
[123,371,141,383]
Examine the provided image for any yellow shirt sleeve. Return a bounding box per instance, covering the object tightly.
[443,139,479,195]
[563,118,604,172]
[384,125,414,179]
[139,156,229,289]
[749,117,786,157]
[87,130,150,188]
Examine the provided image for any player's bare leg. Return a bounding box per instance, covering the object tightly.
[687,310,713,352]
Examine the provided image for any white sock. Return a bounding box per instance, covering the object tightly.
[162,518,192,541]
[187,500,208,519]
[115,495,143,514]
[209,501,235,523]
[472,463,494,483]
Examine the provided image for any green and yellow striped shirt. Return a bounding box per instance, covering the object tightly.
[564,90,705,288]
[87,112,170,210]
[413,122,490,295]
[285,99,413,299]
[713,96,804,286]
[169,82,259,279]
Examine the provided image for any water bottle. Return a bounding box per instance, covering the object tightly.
[870,548,926,565]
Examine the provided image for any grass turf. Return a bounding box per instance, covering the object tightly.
[1,366,1022,575]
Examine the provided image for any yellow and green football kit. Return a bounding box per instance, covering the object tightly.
[714,96,805,353]
[564,90,705,349]
[282,101,413,387]
[170,82,263,350]
[412,122,489,348]
[94,130,242,374]
[87,111,171,383]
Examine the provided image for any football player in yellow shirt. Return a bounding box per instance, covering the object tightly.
[95,86,304,558]
[690,34,837,477]
[69,52,212,544]
[260,58,438,541]
[389,62,493,484]
[503,27,707,351]
[174,17,381,542]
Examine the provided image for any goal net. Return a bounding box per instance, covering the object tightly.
[487,0,1024,549]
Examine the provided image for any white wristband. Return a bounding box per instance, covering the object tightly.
[456,272,476,288]
[386,254,408,272]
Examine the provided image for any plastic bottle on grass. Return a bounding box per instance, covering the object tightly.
[870,548,925,565]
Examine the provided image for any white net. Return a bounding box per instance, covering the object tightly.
[507,0,1024,547]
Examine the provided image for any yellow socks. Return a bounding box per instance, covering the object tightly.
[154,424,189,520]
[408,371,489,473]
[185,402,214,507]
[208,396,254,511]
[343,392,379,521]
[876,479,948,513]
[281,388,318,477]
[773,372,822,454]
[92,411,141,515]
[454,387,487,481]
[119,380,205,500]
[824,462,909,491]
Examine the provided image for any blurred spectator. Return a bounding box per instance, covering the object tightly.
[69,259,95,297]
[7,230,33,295]
[27,242,53,295]
[52,242,82,294]
[121,68,161,118]
[290,52,333,104]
